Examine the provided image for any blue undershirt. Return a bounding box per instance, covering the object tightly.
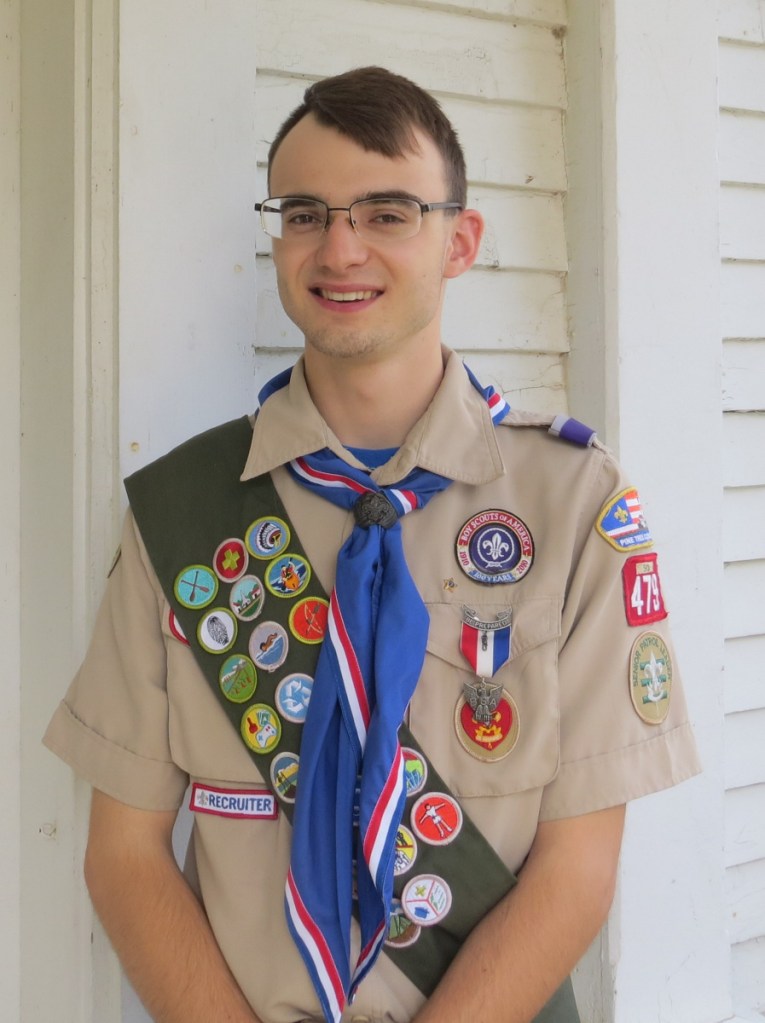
[346,446,398,470]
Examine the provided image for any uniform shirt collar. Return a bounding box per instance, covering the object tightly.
[240,349,506,486]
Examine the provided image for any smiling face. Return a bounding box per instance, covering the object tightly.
[268,114,482,367]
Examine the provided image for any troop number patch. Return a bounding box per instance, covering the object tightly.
[622,552,668,627]
[455,510,534,584]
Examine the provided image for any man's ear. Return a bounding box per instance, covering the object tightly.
[442,208,484,280]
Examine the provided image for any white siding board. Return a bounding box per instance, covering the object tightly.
[723,412,765,486]
[719,0,765,44]
[255,0,567,109]
[725,708,765,788]
[719,111,765,186]
[726,856,765,944]
[719,40,765,113]
[731,936,765,1012]
[475,189,566,271]
[454,350,567,413]
[725,635,765,714]
[723,340,765,410]
[720,184,765,261]
[396,0,567,27]
[726,783,765,867]
[724,559,765,638]
[721,261,765,339]
[723,488,765,562]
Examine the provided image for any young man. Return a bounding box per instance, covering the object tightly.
[44,67,700,1023]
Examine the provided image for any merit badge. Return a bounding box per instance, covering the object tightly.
[174,565,218,609]
[402,748,428,797]
[189,783,277,820]
[213,538,248,583]
[219,654,257,703]
[460,606,512,682]
[289,597,329,644]
[411,793,463,847]
[168,609,189,645]
[241,703,282,754]
[455,689,520,761]
[249,621,289,672]
[246,516,290,560]
[270,751,300,803]
[275,672,313,723]
[393,825,418,876]
[197,608,237,654]
[455,510,534,584]
[629,631,672,724]
[622,552,668,627]
[264,554,311,598]
[401,874,452,927]
[385,899,421,949]
[229,575,265,622]
[596,487,653,552]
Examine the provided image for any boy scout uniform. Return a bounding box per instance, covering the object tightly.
[44,351,701,1023]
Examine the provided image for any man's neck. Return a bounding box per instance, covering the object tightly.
[303,344,447,448]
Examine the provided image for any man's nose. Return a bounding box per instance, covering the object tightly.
[315,211,369,267]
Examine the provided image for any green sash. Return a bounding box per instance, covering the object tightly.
[125,416,579,1021]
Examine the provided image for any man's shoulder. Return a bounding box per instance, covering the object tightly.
[498,408,609,455]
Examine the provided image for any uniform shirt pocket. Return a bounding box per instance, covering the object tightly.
[409,597,562,799]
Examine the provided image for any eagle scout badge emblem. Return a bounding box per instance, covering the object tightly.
[411,793,463,846]
[622,552,668,626]
[401,874,452,927]
[213,538,248,582]
[455,510,533,584]
[241,703,282,754]
[596,487,653,552]
[630,631,673,724]
[174,564,218,609]
[246,516,290,559]
[456,689,520,761]
[219,654,258,703]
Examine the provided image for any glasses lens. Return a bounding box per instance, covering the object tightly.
[352,198,422,240]
[260,198,327,239]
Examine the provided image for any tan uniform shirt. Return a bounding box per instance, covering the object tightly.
[44,351,701,1023]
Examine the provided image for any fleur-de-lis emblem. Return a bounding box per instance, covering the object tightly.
[481,530,510,562]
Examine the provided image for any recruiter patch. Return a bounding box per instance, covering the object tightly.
[411,793,463,846]
[622,552,668,626]
[455,689,520,761]
[213,537,248,582]
[455,510,534,584]
[289,596,329,644]
[219,653,257,703]
[270,751,300,803]
[249,621,289,673]
[241,703,282,754]
[229,575,265,621]
[246,516,290,559]
[174,564,218,609]
[275,672,313,723]
[630,631,672,724]
[265,554,311,598]
[197,607,237,654]
[401,874,452,927]
[596,487,653,552]
[189,783,277,820]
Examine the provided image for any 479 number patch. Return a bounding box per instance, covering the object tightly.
[621,552,668,627]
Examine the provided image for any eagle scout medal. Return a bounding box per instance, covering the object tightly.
[393,825,418,876]
[229,575,265,621]
[459,606,512,685]
[629,631,672,724]
[385,899,421,949]
[455,689,520,761]
[270,751,300,803]
[197,607,237,654]
[402,748,427,797]
[622,552,668,626]
[455,510,533,584]
[411,793,463,846]
[213,538,248,582]
[288,596,329,643]
[241,703,282,754]
[249,621,288,672]
[275,672,313,723]
[246,516,290,559]
[174,564,218,609]
[264,554,311,598]
[219,653,257,703]
[596,487,653,552]
[401,874,452,927]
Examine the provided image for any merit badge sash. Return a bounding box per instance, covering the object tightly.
[125,415,579,1023]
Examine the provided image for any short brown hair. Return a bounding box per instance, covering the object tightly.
[268,66,467,207]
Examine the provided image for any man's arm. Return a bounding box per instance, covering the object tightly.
[85,789,261,1023]
[412,803,626,1023]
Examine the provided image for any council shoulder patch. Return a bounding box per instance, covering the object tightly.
[596,487,653,553]
[455,509,534,584]
[629,631,672,724]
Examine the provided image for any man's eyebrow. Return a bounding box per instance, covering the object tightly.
[356,190,425,204]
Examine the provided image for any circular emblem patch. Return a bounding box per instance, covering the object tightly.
[455,510,534,584]
[174,565,218,609]
[219,654,257,703]
[270,751,300,803]
[410,793,463,846]
[241,703,282,755]
[197,608,237,654]
[393,825,418,876]
[249,621,289,673]
[629,631,672,724]
[455,689,520,761]
[402,748,428,797]
[213,538,248,583]
[246,516,290,560]
[229,575,265,621]
[289,597,329,643]
[275,672,313,723]
[385,899,421,949]
[401,875,452,927]
[168,609,189,645]
[265,554,311,598]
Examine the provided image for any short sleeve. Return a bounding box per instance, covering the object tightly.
[539,451,701,820]
[42,510,189,810]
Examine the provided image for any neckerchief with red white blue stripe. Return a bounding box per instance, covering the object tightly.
[259,364,509,1023]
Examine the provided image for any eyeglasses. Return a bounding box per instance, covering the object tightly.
[254,196,463,243]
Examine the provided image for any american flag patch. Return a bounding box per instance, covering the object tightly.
[596,487,653,552]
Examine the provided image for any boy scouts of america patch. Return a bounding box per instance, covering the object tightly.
[596,487,653,552]
[629,631,672,724]
[455,510,534,584]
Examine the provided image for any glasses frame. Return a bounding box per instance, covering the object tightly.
[253,196,464,242]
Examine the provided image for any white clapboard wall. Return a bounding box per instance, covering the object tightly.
[718,0,765,1014]
[253,0,569,413]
